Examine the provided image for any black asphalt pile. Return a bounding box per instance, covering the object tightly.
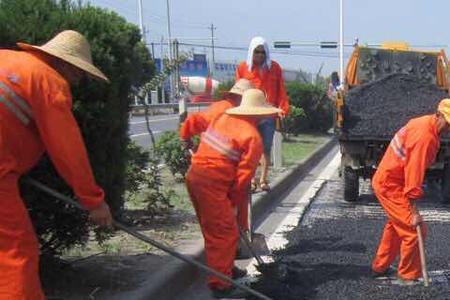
[343,73,448,138]
[250,181,450,300]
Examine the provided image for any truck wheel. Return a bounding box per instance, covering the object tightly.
[343,167,359,202]
[441,164,450,203]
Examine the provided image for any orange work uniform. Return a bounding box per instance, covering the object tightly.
[0,50,105,299]
[236,61,289,115]
[372,115,440,280]
[185,113,263,289]
[179,99,234,140]
[180,99,251,231]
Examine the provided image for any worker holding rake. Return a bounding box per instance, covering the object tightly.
[0,30,112,299]
[185,89,281,299]
[371,99,450,285]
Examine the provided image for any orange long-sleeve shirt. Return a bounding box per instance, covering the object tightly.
[179,99,234,140]
[0,50,104,210]
[236,61,289,115]
[374,115,440,200]
[190,113,263,205]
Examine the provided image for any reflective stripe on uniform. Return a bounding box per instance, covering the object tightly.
[390,134,406,161]
[202,129,241,161]
[0,82,32,117]
[0,94,30,125]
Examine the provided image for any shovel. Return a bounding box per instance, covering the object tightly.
[417,223,430,287]
[26,178,273,300]
[237,192,270,259]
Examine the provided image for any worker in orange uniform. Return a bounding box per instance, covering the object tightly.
[371,99,450,285]
[236,36,290,192]
[180,79,254,245]
[0,30,113,300]
[186,89,281,299]
[180,78,253,149]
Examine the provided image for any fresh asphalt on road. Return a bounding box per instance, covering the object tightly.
[176,146,450,300]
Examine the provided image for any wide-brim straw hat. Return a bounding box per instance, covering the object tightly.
[226,89,282,116]
[438,98,450,124]
[17,30,109,82]
[222,79,254,97]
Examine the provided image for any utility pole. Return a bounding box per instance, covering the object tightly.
[160,36,166,103]
[339,0,344,86]
[137,0,145,42]
[209,23,216,76]
[166,0,173,101]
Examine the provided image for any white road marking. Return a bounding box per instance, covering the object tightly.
[130,116,178,125]
[130,131,162,138]
[246,152,341,275]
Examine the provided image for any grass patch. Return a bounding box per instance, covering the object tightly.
[282,133,330,167]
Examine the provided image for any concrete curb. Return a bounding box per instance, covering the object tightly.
[252,136,338,225]
[132,136,338,300]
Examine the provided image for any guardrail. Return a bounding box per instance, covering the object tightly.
[131,102,211,110]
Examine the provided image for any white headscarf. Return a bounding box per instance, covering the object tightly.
[246,36,271,72]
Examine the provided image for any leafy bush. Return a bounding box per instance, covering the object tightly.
[283,105,307,135]
[0,0,154,255]
[126,142,173,215]
[286,82,334,133]
[154,131,190,178]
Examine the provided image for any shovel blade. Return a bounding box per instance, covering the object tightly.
[237,232,271,259]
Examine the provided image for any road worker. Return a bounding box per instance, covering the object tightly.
[185,89,281,299]
[371,99,450,284]
[0,30,113,299]
[236,36,290,192]
[180,79,254,245]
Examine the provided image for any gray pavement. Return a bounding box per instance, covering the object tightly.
[129,114,179,148]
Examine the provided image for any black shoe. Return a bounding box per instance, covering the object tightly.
[211,286,250,299]
[371,267,397,278]
[232,266,247,279]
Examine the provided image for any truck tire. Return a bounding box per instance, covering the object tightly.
[343,167,359,202]
[441,164,450,203]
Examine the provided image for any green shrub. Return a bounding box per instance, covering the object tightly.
[283,105,307,135]
[154,131,190,178]
[0,0,154,256]
[286,82,334,133]
[126,142,173,215]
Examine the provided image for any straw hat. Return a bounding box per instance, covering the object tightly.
[17,30,109,82]
[223,79,254,96]
[226,89,282,116]
[438,98,450,124]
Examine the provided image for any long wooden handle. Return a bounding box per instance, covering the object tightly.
[416,224,429,287]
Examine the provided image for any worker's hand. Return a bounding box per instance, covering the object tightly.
[411,213,423,227]
[181,139,193,151]
[89,202,113,226]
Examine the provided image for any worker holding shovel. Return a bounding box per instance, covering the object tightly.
[371,99,450,285]
[0,30,112,299]
[185,89,281,299]
[180,79,255,261]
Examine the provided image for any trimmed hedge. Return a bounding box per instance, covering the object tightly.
[0,0,154,255]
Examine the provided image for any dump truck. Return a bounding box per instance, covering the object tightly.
[335,42,450,202]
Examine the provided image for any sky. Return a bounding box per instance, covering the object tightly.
[85,0,450,76]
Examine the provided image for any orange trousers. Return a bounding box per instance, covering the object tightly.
[0,176,44,300]
[186,168,239,290]
[372,180,426,280]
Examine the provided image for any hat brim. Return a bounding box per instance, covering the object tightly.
[17,42,109,82]
[226,106,282,116]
